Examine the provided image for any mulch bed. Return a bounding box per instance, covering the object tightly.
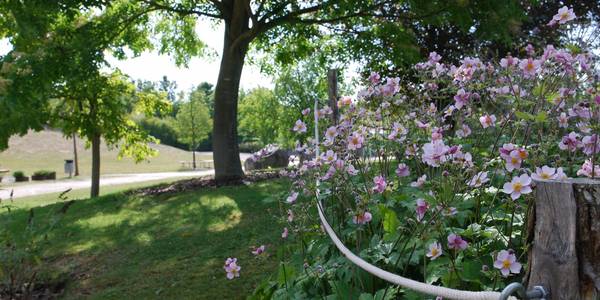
[128,170,282,197]
[0,280,67,300]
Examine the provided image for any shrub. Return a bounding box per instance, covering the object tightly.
[0,193,72,297]
[12,171,25,178]
[136,117,186,150]
[253,7,599,299]
[238,141,263,153]
[31,170,56,180]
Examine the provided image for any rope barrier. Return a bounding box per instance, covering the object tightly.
[316,199,512,300]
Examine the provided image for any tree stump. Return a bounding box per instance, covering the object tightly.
[527,178,600,299]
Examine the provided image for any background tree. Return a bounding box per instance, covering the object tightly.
[195,82,215,117]
[52,71,169,197]
[158,75,178,102]
[0,1,170,197]
[238,87,282,146]
[174,90,211,169]
[273,59,352,147]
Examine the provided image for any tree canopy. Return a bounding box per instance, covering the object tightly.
[3,0,597,182]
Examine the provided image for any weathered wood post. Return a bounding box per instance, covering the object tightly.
[327,68,339,124]
[527,178,600,299]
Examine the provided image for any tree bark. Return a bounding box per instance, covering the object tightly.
[526,178,600,299]
[90,133,101,198]
[190,97,197,169]
[192,149,196,169]
[72,132,79,176]
[212,0,250,183]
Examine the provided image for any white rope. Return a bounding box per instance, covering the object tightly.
[316,200,510,300]
[311,99,513,300]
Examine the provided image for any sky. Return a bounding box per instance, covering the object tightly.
[0,20,273,93]
[105,20,273,92]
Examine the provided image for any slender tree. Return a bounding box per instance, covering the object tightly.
[0,1,170,197]
[174,89,211,169]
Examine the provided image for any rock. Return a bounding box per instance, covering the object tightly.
[244,145,290,171]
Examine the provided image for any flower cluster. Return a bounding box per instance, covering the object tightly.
[261,6,598,297]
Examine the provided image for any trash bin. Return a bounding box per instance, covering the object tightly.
[64,159,74,178]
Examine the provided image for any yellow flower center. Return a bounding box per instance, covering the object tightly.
[431,248,439,257]
[502,259,511,269]
[513,182,523,192]
[526,62,534,71]
[541,173,550,179]
[511,157,519,164]
[561,12,569,20]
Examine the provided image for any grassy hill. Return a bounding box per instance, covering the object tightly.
[0,178,288,299]
[0,129,212,178]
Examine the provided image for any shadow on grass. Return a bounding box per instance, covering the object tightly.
[0,180,289,299]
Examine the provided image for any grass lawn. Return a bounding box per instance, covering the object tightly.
[5,176,201,209]
[0,179,289,299]
[0,129,212,178]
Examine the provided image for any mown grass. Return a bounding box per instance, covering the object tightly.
[0,179,289,299]
[4,176,200,209]
[0,130,211,178]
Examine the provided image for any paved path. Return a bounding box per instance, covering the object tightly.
[0,170,214,199]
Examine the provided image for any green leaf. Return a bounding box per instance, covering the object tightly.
[535,111,548,123]
[462,260,483,282]
[515,111,534,121]
[378,204,400,241]
[374,288,397,300]
[359,293,374,300]
[277,263,296,287]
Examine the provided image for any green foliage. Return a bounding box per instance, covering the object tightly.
[0,192,72,298]
[0,1,171,165]
[153,13,206,67]
[32,170,55,177]
[51,71,164,163]
[174,91,211,150]
[12,170,24,178]
[274,60,352,147]
[239,87,282,146]
[136,116,184,149]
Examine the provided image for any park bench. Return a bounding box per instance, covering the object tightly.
[0,168,9,182]
[179,160,214,169]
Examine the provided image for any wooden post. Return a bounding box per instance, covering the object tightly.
[527,178,600,299]
[327,68,339,124]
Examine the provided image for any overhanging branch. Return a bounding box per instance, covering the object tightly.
[141,0,223,19]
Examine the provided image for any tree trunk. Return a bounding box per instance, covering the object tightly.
[190,98,197,169]
[212,1,250,183]
[526,178,600,299]
[72,132,79,176]
[90,133,101,198]
[192,149,196,169]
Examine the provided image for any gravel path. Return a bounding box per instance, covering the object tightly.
[0,152,254,200]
